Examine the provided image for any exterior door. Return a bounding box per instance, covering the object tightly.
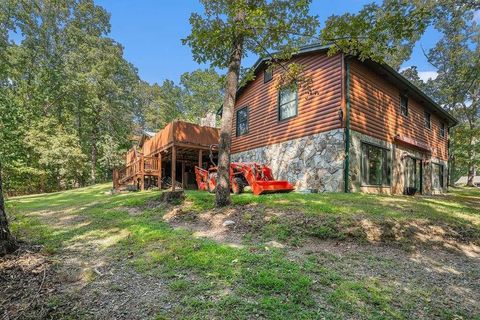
[405,157,422,194]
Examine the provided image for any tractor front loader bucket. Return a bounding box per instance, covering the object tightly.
[250,180,295,195]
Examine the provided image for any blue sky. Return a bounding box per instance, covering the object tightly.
[95,0,449,85]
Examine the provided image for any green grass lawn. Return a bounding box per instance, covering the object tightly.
[5,185,480,319]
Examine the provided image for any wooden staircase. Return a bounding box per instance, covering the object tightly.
[113,155,160,190]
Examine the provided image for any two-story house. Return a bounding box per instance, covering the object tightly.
[230,44,457,195]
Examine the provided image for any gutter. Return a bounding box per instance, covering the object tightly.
[344,57,351,193]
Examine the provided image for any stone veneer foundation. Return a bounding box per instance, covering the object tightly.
[232,128,447,194]
[231,129,345,192]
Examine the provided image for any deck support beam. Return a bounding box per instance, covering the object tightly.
[158,153,162,189]
[140,155,145,191]
[171,146,176,191]
[181,161,186,189]
[198,150,203,168]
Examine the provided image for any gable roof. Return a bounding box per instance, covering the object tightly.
[222,44,458,127]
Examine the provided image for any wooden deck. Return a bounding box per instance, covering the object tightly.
[113,121,219,191]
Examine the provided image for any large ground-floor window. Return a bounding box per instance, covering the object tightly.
[432,163,444,189]
[361,142,391,186]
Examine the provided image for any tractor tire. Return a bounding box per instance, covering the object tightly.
[207,173,217,193]
[232,177,244,195]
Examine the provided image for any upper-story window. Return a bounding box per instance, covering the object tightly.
[440,123,445,137]
[424,111,431,129]
[264,68,273,83]
[400,94,408,116]
[278,84,298,121]
[236,106,249,136]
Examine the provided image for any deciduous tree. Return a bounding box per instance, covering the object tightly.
[183,0,318,207]
[424,4,479,186]
[180,68,225,124]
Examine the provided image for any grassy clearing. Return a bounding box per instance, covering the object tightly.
[5,185,480,319]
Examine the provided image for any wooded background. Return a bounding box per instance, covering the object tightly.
[0,0,478,196]
[0,0,224,195]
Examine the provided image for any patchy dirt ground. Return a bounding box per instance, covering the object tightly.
[0,243,54,320]
[163,202,480,318]
[1,200,172,320]
[3,186,480,319]
[164,202,480,257]
[1,244,170,320]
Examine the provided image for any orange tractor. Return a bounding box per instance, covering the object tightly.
[194,162,295,196]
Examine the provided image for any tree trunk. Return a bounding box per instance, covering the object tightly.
[0,161,17,256]
[91,143,97,184]
[91,127,98,184]
[467,158,476,187]
[215,23,244,207]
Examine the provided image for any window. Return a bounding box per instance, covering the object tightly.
[278,85,298,121]
[400,94,408,116]
[424,111,431,129]
[432,163,444,189]
[361,143,391,186]
[264,68,273,83]
[440,123,445,137]
[236,106,248,136]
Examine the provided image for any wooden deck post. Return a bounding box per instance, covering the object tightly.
[171,146,176,191]
[181,161,185,189]
[158,153,162,189]
[140,155,145,191]
[198,149,203,168]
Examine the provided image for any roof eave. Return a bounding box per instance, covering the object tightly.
[218,44,458,127]
[377,62,459,127]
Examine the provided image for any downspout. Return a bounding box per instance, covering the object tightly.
[344,57,351,193]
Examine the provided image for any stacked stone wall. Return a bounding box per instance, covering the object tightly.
[232,129,345,192]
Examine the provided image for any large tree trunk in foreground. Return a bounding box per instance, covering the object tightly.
[0,162,18,256]
[215,34,244,208]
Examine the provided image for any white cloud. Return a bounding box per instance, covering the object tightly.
[417,71,438,82]
[400,67,438,82]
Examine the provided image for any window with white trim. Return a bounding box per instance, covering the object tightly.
[278,85,298,121]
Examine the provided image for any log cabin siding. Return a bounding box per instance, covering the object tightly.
[349,60,449,160]
[231,53,343,154]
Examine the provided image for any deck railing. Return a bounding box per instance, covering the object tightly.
[114,155,160,188]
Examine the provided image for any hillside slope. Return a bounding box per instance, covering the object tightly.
[2,184,479,319]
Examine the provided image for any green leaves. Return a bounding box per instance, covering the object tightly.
[0,0,140,193]
[321,1,430,69]
[183,0,319,68]
[183,0,319,207]
[140,68,224,131]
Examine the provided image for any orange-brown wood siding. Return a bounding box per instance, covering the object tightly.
[231,53,343,154]
[349,60,449,160]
